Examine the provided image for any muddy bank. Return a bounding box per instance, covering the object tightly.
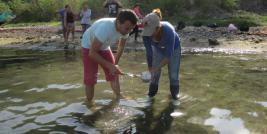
[0,25,267,54]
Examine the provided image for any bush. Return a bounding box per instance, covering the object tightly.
[220,0,239,11]
[236,20,255,31]
[7,0,29,15]
[176,21,186,30]
[193,21,203,27]
[1,0,267,24]
[3,0,106,22]
[0,2,10,13]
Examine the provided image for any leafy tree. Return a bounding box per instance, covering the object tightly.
[0,1,10,12]
[1,0,266,22]
[221,0,239,11]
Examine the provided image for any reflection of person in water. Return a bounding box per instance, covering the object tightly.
[104,0,122,17]
[131,101,174,133]
[131,101,209,133]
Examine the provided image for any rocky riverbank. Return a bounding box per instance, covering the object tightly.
[0,25,266,54]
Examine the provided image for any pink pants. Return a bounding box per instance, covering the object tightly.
[82,48,116,86]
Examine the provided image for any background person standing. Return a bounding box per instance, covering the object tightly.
[64,5,76,43]
[104,0,122,17]
[80,3,91,38]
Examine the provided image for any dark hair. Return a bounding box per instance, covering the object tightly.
[65,5,69,8]
[133,3,140,8]
[116,9,138,25]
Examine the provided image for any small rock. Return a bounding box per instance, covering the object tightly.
[208,39,220,46]
[255,40,260,43]
[207,23,218,28]
[189,37,196,42]
[26,37,34,40]
[49,36,57,39]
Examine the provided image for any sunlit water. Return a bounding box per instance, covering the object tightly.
[0,48,267,134]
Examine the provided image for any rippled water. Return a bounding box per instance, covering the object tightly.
[0,48,267,134]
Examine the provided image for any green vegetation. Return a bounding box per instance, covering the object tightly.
[172,17,266,28]
[2,21,60,27]
[0,1,10,12]
[0,0,266,27]
[0,0,106,22]
[169,11,267,28]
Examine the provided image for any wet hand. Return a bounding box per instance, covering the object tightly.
[108,64,123,75]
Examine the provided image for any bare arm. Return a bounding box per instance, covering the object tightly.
[89,38,123,75]
[115,38,126,64]
[90,38,112,67]
[64,12,67,28]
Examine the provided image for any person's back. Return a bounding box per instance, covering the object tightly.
[152,21,180,50]
[82,18,127,50]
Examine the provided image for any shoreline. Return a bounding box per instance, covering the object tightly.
[0,26,266,54]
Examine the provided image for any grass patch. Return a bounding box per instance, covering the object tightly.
[2,19,98,28]
[2,21,60,28]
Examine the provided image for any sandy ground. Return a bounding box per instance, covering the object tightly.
[0,25,267,54]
